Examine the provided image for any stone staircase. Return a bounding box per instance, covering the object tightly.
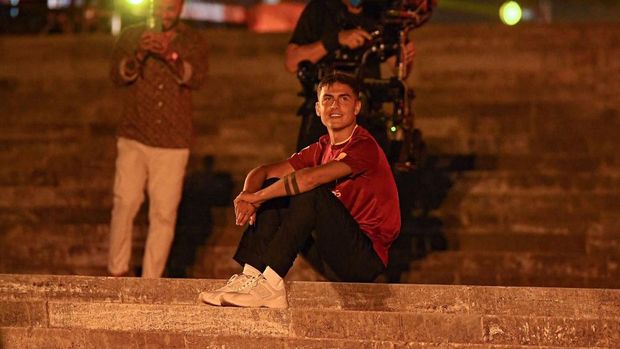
[1,274,620,348]
[1,24,620,288]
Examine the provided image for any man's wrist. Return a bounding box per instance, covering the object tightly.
[321,31,340,53]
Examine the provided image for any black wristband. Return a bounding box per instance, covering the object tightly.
[321,31,340,53]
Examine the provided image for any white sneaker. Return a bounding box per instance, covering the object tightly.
[221,275,288,309]
[199,273,258,306]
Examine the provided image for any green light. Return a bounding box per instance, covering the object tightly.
[499,1,522,26]
[127,0,145,6]
[390,126,397,133]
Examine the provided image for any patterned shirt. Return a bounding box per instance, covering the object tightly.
[110,23,208,148]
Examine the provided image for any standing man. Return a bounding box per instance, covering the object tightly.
[108,0,208,278]
[285,0,416,151]
[199,73,400,308]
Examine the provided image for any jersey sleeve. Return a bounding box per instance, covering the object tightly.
[288,142,321,170]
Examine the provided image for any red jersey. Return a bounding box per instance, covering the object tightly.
[288,126,401,266]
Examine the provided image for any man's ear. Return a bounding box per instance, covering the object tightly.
[354,100,361,115]
[315,102,320,116]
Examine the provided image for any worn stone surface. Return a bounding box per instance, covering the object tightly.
[48,301,290,335]
[291,310,482,342]
[0,300,47,327]
[482,316,620,347]
[2,274,620,317]
[1,275,620,347]
[0,275,124,302]
[406,251,620,288]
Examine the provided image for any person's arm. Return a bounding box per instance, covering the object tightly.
[149,29,209,89]
[241,160,351,205]
[170,30,209,89]
[285,42,328,73]
[234,160,352,225]
[233,159,295,225]
[110,27,145,86]
[285,28,373,73]
[241,160,296,194]
[285,0,372,73]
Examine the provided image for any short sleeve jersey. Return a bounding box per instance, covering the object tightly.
[288,126,400,265]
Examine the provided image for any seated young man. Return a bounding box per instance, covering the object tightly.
[199,73,400,309]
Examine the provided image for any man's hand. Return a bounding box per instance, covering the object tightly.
[338,28,372,49]
[234,191,262,226]
[138,31,173,60]
[234,200,256,226]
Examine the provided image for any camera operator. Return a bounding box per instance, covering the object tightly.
[285,0,416,151]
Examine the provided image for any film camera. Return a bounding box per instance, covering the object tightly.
[296,0,436,170]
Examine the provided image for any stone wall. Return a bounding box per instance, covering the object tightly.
[1,23,619,286]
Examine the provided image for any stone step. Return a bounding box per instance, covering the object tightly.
[6,219,618,288]
[445,226,587,255]
[458,171,620,194]
[472,154,620,172]
[439,192,620,227]
[4,211,618,282]
[191,245,620,288]
[0,156,241,188]
[3,174,620,209]
[1,314,617,349]
[2,274,618,316]
[0,274,619,348]
[0,134,616,168]
[404,251,620,289]
[0,147,275,188]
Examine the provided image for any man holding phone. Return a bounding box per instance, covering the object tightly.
[107,0,208,278]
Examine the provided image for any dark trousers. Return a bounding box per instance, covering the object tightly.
[233,185,385,282]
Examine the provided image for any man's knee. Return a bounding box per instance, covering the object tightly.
[112,191,144,214]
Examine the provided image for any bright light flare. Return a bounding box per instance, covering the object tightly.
[499,1,522,26]
[127,0,145,6]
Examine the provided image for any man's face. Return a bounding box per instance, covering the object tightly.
[315,82,361,131]
[157,0,183,31]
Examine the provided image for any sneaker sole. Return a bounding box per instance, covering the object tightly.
[199,292,223,306]
[221,295,288,309]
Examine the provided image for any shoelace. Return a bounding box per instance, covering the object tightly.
[217,273,248,292]
[238,274,262,291]
[225,274,243,285]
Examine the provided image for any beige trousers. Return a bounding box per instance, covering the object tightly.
[108,137,189,278]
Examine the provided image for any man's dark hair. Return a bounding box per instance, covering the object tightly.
[317,73,361,98]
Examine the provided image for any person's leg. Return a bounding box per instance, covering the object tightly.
[108,138,148,276]
[233,188,291,272]
[202,181,288,306]
[262,187,384,282]
[311,189,384,282]
[221,186,383,308]
[141,145,189,278]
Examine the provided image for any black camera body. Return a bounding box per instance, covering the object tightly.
[297,0,435,88]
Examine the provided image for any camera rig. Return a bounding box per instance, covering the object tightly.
[296,0,436,171]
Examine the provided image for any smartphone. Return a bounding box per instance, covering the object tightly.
[147,0,162,32]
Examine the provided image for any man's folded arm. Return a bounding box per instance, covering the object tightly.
[243,160,352,206]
